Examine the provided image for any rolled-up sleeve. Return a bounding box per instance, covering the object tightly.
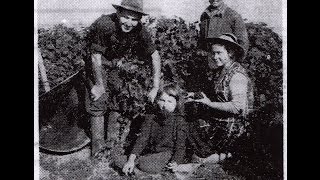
[229,73,249,114]
[86,16,111,54]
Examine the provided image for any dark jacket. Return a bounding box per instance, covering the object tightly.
[131,112,188,164]
[198,6,249,55]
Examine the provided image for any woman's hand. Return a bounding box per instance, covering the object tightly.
[193,92,211,105]
[186,92,195,98]
[186,92,211,105]
[122,160,135,176]
[185,92,195,103]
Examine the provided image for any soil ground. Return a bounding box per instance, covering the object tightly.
[39,146,243,180]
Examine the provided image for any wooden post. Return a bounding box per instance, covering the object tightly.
[37,47,51,92]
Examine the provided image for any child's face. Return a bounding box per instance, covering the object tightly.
[157,92,177,113]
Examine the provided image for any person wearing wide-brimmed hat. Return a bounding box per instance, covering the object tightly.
[184,33,254,165]
[83,0,161,159]
[187,0,249,100]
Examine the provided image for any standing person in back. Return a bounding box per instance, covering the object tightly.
[198,0,249,56]
[84,0,161,159]
[188,0,249,95]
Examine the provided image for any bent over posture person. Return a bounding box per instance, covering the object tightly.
[84,0,161,158]
[113,83,188,175]
[185,33,254,165]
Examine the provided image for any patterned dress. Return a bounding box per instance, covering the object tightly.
[188,62,254,158]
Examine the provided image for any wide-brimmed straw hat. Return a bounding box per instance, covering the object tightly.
[207,33,245,60]
[112,0,148,16]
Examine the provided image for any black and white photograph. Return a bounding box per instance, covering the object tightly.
[34,0,287,179]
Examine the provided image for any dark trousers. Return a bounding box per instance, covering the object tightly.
[114,151,172,174]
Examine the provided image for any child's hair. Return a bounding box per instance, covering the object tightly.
[156,82,185,114]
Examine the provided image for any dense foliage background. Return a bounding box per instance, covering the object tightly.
[38,16,283,179]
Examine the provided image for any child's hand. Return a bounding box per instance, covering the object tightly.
[116,59,123,68]
[167,161,179,172]
[122,160,135,176]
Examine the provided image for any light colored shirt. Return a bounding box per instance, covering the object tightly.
[228,72,249,114]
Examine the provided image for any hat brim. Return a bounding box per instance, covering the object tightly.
[112,4,148,16]
[207,38,245,60]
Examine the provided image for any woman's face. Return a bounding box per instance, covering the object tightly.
[118,9,141,33]
[208,44,232,68]
[157,92,177,113]
[209,0,224,8]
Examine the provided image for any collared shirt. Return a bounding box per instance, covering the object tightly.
[86,13,156,63]
[204,3,227,18]
[84,13,157,113]
[198,6,249,54]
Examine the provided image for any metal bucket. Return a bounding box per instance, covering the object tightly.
[39,69,91,153]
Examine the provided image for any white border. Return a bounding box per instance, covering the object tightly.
[34,0,40,179]
[282,0,287,179]
[34,1,287,179]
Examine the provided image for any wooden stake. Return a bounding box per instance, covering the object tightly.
[37,47,50,92]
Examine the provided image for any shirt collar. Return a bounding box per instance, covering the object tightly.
[205,3,227,18]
